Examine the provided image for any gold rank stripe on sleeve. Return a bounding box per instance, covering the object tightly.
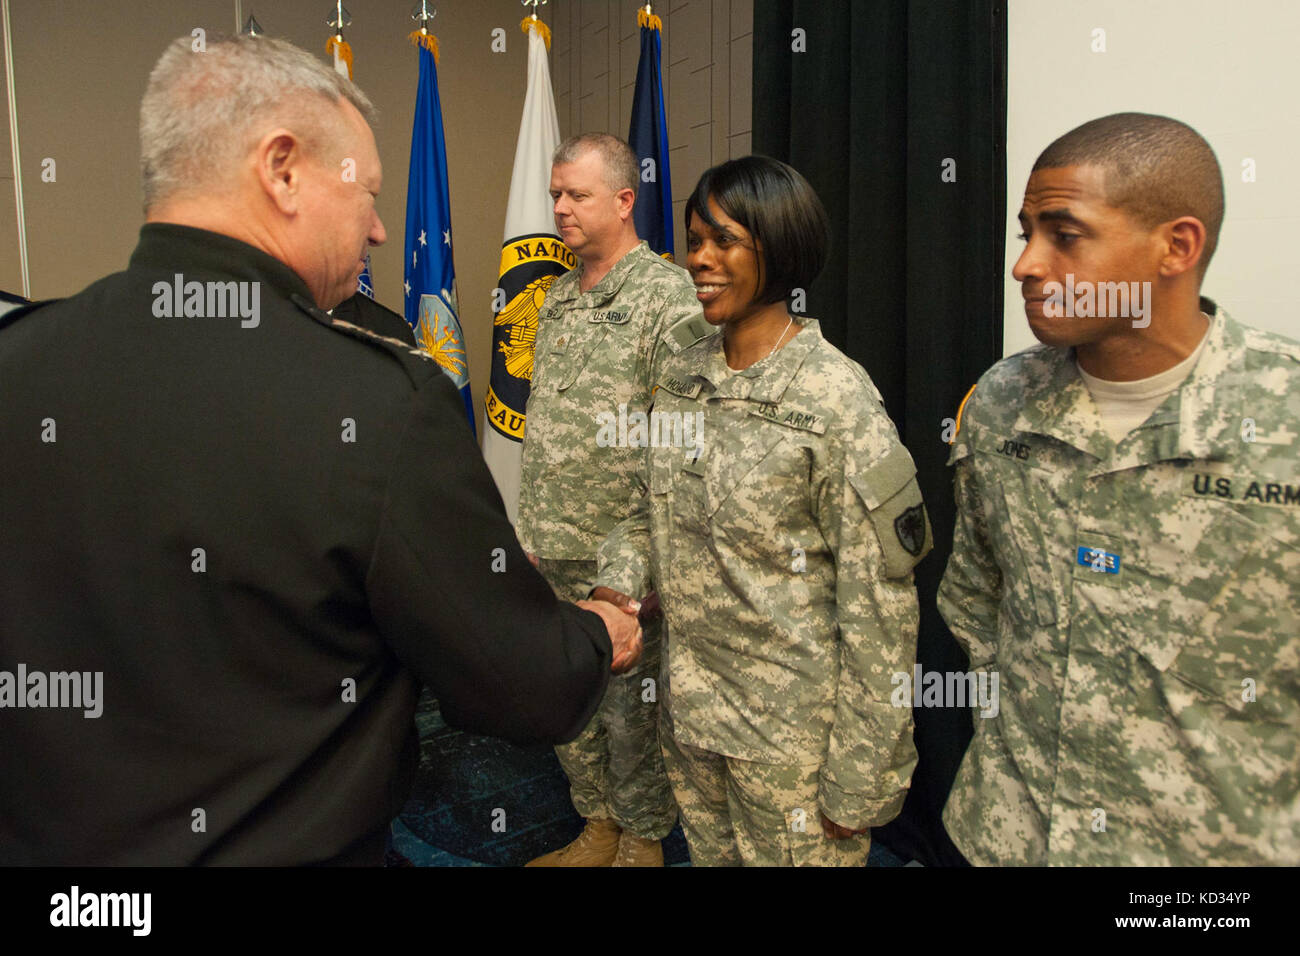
[951,383,978,444]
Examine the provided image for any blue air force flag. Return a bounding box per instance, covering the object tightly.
[629,7,674,259]
[404,34,474,432]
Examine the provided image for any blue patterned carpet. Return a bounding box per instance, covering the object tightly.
[387,691,908,867]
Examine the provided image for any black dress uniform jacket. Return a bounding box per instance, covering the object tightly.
[0,224,611,865]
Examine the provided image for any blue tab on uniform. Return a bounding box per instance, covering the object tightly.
[1076,546,1120,574]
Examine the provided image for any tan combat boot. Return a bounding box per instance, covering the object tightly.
[525,818,622,867]
[610,831,664,867]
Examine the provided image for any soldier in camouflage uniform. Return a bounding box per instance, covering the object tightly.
[940,113,1300,865]
[519,134,707,867]
[595,157,930,866]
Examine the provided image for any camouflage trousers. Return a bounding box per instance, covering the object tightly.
[660,700,870,866]
[539,558,677,840]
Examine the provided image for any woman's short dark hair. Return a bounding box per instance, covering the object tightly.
[684,155,829,306]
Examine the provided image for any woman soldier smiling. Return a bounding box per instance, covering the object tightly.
[592,156,931,866]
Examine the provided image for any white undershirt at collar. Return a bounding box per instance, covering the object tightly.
[1076,319,1212,444]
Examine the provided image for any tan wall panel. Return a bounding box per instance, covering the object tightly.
[552,0,753,256]
[10,0,229,300]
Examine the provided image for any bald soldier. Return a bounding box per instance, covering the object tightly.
[519,134,709,867]
[939,112,1300,865]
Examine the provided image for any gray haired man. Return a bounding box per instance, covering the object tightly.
[519,134,710,866]
[0,36,640,866]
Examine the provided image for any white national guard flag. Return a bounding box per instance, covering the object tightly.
[481,14,573,522]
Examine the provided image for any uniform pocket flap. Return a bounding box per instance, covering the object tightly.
[849,445,931,577]
[849,443,917,509]
[553,326,609,391]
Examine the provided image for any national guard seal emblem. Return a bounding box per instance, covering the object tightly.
[895,505,927,557]
[485,233,575,441]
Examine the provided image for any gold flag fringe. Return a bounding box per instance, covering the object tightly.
[637,8,663,32]
[408,29,441,65]
[520,16,552,49]
[325,35,354,80]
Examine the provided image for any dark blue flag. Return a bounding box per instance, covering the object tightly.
[404,35,474,433]
[628,10,673,259]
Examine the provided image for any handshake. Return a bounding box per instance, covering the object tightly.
[576,586,662,676]
[524,553,661,677]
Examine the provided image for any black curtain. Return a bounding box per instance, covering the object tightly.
[753,0,1007,866]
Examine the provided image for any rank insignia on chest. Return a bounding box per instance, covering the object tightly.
[1076,546,1121,575]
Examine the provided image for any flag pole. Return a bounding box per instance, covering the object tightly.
[325,1,353,80]
[2,0,29,298]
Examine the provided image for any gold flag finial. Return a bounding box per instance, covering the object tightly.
[520,0,551,48]
[638,3,662,32]
[409,1,440,63]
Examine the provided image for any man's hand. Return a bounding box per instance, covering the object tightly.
[589,586,640,615]
[525,551,540,569]
[590,586,662,623]
[820,811,869,840]
[577,599,643,674]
